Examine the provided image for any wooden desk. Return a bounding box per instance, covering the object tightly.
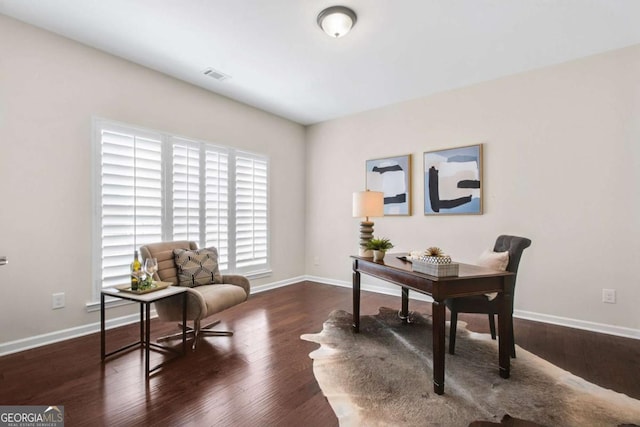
[101,286,188,378]
[351,254,515,395]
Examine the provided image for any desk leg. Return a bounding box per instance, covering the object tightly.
[353,270,361,333]
[432,300,446,395]
[498,291,512,379]
[400,287,409,323]
[145,302,151,379]
[100,293,105,361]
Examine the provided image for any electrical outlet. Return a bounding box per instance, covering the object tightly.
[313,256,320,266]
[52,292,65,309]
[602,289,616,304]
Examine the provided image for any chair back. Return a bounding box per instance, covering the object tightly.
[139,241,198,285]
[493,235,532,278]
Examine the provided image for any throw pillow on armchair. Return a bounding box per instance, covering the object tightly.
[173,247,223,287]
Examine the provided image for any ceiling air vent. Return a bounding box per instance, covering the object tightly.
[202,68,231,82]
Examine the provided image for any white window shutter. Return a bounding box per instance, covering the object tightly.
[172,140,200,242]
[94,120,269,293]
[235,153,268,269]
[99,127,163,288]
[205,148,230,270]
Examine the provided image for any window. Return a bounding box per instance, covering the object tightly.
[92,119,269,296]
[170,137,230,270]
[235,154,268,268]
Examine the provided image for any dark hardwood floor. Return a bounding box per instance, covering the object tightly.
[0,282,638,426]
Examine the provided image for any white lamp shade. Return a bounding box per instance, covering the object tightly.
[352,191,384,218]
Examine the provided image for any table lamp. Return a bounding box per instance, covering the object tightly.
[352,190,384,257]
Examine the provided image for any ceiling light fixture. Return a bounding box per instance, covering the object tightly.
[317,6,357,38]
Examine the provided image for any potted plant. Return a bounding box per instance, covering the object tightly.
[366,237,394,261]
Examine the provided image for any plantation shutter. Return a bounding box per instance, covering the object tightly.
[235,152,268,269]
[205,148,230,270]
[93,119,270,295]
[172,139,201,242]
[99,126,163,288]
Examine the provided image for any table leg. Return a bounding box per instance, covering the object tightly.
[353,269,361,333]
[145,302,151,379]
[140,303,144,345]
[100,293,105,361]
[401,287,409,323]
[498,289,512,379]
[182,291,187,354]
[432,300,446,395]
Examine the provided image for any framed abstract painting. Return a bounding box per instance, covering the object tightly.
[366,154,411,216]
[424,144,483,215]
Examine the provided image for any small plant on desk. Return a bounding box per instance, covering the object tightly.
[366,237,394,261]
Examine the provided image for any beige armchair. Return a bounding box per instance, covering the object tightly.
[139,241,250,350]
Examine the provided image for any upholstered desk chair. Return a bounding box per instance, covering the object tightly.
[446,235,531,358]
[139,241,250,350]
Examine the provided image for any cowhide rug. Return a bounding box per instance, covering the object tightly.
[300,307,640,427]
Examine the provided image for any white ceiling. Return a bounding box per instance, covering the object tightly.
[2,0,640,125]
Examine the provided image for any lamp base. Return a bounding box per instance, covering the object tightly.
[359,247,373,257]
[359,220,375,257]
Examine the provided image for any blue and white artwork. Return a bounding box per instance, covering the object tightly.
[366,155,411,216]
[424,144,482,215]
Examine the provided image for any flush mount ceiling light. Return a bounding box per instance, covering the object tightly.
[317,6,357,38]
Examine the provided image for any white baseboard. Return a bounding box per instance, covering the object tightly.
[0,311,147,357]
[0,275,306,357]
[514,309,640,340]
[252,275,306,294]
[305,275,435,302]
[305,275,640,340]
[2,275,637,356]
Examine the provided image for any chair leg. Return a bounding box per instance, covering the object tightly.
[202,319,221,329]
[157,324,195,342]
[510,320,516,358]
[201,318,233,337]
[488,314,497,340]
[192,319,201,350]
[157,318,234,351]
[193,319,233,349]
[448,310,458,355]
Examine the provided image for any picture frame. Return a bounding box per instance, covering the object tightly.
[366,154,411,216]
[423,144,483,215]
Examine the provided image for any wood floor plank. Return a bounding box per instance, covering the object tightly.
[0,282,638,427]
